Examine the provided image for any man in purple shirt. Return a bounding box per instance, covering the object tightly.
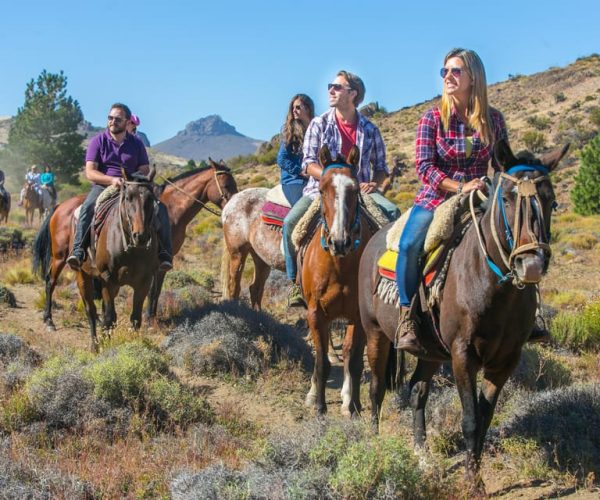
[67,103,172,271]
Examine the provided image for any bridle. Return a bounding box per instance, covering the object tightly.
[470,164,553,287]
[319,163,361,252]
[118,180,156,251]
[158,167,230,217]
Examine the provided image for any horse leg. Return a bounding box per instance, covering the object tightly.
[131,281,152,330]
[476,369,511,459]
[76,273,98,352]
[409,359,440,448]
[366,327,391,428]
[248,251,270,311]
[340,322,366,417]
[101,282,119,335]
[452,353,485,493]
[43,256,65,331]
[227,247,249,301]
[305,307,330,415]
[145,270,166,323]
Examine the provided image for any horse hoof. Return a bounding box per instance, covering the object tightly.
[305,393,317,408]
[46,324,56,332]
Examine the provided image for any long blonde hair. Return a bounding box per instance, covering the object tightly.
[440,48,494,145]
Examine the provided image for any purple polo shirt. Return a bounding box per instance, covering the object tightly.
[85,129,149,178]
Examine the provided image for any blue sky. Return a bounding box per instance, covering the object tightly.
[0,1,597,144]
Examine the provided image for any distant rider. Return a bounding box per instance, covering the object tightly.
[40,165,58,205]
[18,165,41,206]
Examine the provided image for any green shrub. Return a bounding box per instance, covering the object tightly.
[572,133,600,215]
[526,115,551,131]
[551,300,600,351]
[589,106,600,127]
[521,130,547,152]
[164,270,200,289]
[500,437,554,481]
[554,92,567,103]
[330,436,424,499]
[512,345,573,390]
[0,283,16,307]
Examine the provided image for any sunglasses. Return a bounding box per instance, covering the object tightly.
[293,104,305,111]
[328,83,352,92]
[440,67,464,78]
[107,115,125,123]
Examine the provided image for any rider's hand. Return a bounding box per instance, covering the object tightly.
[462,178,487,194]
[110,177,124,187]
[359,182,377,194]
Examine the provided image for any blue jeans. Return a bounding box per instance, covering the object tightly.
[282,183,306,206]
[282,195,313,281]
[395,204,434,307]
[369,191,401,222]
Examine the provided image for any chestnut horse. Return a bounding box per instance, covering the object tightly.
[303,145,378,416]
[23,182,46,225]
[358,139,569,493]
[72,168,158,351]
[32,161,237,331]
[221,159,404,310]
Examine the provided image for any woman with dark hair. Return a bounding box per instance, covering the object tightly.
[277,94,315,205]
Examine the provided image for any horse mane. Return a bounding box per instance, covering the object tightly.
[162,166,215,185]
[513,150,542,165]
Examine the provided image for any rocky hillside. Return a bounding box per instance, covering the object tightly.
[153,115,264,161]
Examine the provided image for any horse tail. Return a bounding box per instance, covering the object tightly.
[220,236,231,299]
[385,344,406,392]
[32,206,56,278]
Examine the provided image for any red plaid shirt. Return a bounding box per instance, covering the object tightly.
[414,106,508,211]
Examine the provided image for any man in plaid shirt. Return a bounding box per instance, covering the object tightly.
[283,70,400,307]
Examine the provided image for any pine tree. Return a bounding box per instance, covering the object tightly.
[4,70,84,184]
[571,133,600,215]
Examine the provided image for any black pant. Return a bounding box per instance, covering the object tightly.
[71,184,173,261]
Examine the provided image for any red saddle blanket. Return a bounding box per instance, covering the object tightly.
[93,192,120,241]
[261,201,291,228]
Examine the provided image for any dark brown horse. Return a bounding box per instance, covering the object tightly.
[358,139,569,493]
[0,188,10,224]
[73,168,158,351]
[303,145,377,416]
[32,162,237,331]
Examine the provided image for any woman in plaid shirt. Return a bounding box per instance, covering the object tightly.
[395,48,508,351]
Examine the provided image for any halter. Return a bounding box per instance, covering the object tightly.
[158,166,229,217]
[118,180,156,252]
[469,164,552,287]
[319,163,361,252]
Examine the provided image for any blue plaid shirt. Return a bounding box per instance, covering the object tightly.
[301,108,389,199]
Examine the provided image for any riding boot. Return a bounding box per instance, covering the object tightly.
[395,305,426,356]
[67,185,103,270]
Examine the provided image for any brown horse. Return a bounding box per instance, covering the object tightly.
[0,188,10,224]
[72,168,158,351]
[221,159,405,310]
[358,139,569,493]
[302,145,378,416]
[32,162,237,331]
[23,182,44,225]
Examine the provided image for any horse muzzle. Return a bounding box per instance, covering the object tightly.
[327,235,353,257]
[131,231,151,248]
[513,250,547,284]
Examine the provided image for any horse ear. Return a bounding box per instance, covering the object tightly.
[540,143,570,172]
[208,157,219,168]
[347,146,360,169]
[494,139,518,171]
[319,145,333,167]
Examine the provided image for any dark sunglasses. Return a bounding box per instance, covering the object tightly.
[107,115,125,123]
[293,104,305,111]
[328,83,352,92]
[440,67,464,78]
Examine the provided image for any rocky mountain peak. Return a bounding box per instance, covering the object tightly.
[179,115,242,137]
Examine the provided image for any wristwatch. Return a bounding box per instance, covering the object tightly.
[456,179,464,194]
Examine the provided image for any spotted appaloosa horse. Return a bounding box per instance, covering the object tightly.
[32,161,238,331]
[358,139,569,494]
[221,158,404,311]
[302,145,380,416]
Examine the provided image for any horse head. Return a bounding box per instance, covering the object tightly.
[318,144,361,256]
[208,157,238,207]
[492,139,569,285]
[119,166,157,248]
